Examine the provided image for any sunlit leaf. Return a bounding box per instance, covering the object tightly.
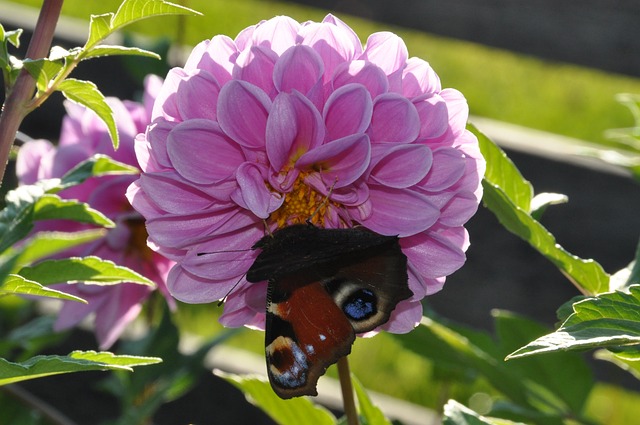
[57,78,118,148]
[33,194,114,227]
[507,285,640,359]
[111,0,201,33]
[0,274,86,303]
[22,58,64,93]
[352,376,391,425]
[471,125,610,295]
[85,13,113,49]
[82,45,160,60]
[57,154,139,192]
[529,192,568,220]
[17,256,156,287]
[0,351,161,386]
[216,371,336,425]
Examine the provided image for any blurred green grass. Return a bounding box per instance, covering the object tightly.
[9,0,640,145]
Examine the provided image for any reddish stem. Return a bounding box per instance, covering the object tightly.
[0,0,64,186]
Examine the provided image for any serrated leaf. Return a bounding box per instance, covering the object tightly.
[56,154,139,192]
[0,274,86,303]
[17,256,156,287]
[82,45,161,60]
[111,0,201,33]
[0,351,161,386]
[593,348,640,380]
[85,13,113,49]
[3,27,23,48]
[57,79,119,148]
[352,376,390,425]
[22,58,64,93]
[472,124,610,295]
[507,285,640,359]
[33,194,114,227]
[215,371,336,425]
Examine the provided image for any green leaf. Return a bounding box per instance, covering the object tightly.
[216,371,336,425]
[111,0,202,33]
[471,125,610,295]
[17,256,156,287]
[3,229,107,273]
[352,376,391,425]
[81,45,161,60]
[443,400,526,425]
[33,194,114,227]
[84,1,201,50]
[57,154,139,192]
[507,285,640,359]
[0,274,86,303]
[473,123,533,211]
[529,192,568,221]
[0,351,161,386]
[593,348,640,380]
[395,313,592,420]
[85,13,113,49]
[22,58,65,93]
[57,79,119,148]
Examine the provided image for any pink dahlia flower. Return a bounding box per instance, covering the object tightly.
[127,15,485,333]
[16,75,175,349]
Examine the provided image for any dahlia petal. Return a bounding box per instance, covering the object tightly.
[219,280,267,328]
[439,192,481,227]
[266,91,324,171]
[362,186,439,237]
[402,57,441,97]
[233,45,278,95]
[167,265,235,303]
[296,133,371,188]
[370,144,432,188]
[379,299,422,333]
[151,67,184,121]
[441,88,469,136]
[144,120,176,170]
[299,18,360,82]
[167,119,245,184]
[181,225,262,280]
[217,80,271,148]
[95,284,148,349]
[184,36,238,85]
[53,285,105,331]
[401,230,466,279]
[321,14,363,57]
[332,60,388,99]
[234,162,284,218]
[323,83,373,141]
[368,93,420,143]
[360,32,408,76]
[140,172,215,215]
[414,94,449,140]
[88,176,134,216]
[16,140,55,184]
[251,16,301,55]
[126,180,165,219]
[273,45,324,95]
[176,70,220,121]
[419,147,466,192]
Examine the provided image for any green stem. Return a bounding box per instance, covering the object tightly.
[337,356,359,425]
[0,0,64,186]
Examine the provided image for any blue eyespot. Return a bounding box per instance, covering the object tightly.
[343,289,376,321]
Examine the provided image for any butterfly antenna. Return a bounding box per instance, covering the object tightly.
[306,177,338,226]
[217,274,246,307]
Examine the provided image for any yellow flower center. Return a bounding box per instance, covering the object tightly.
[269,171,340,228]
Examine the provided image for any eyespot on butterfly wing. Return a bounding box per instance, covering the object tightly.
[246,224,411,399]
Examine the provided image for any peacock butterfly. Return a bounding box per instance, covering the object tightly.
[246,223,411,399]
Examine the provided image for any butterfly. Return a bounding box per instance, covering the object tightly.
[246,223,412,399]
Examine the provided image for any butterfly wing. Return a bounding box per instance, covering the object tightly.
[265,276,355,399]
